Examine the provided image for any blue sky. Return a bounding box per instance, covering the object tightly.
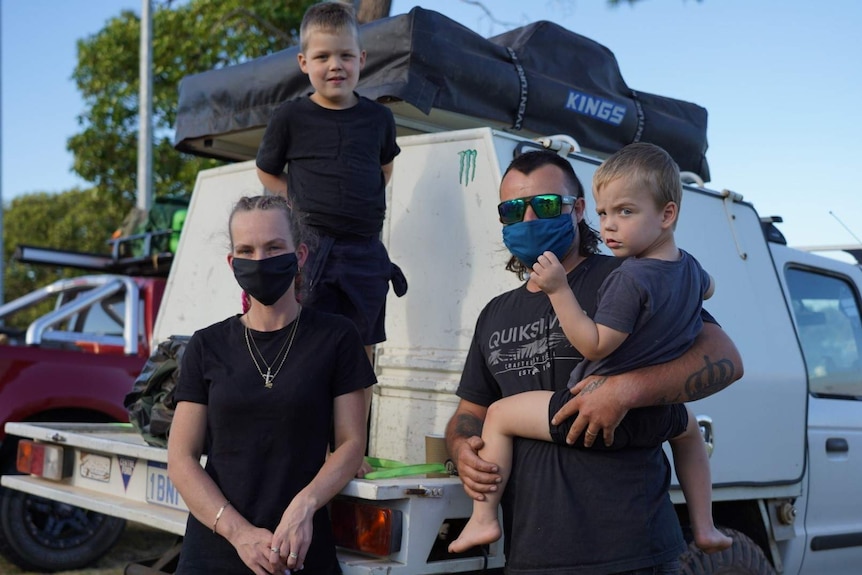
[2,0,861,252]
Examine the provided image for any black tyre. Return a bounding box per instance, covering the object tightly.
[680,527,777,575]
[0,486,126,572]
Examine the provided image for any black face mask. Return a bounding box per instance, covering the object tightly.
[232,253,298,306]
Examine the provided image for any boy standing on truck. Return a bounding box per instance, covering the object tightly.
[255,1,403,362]
[449,143,733,556]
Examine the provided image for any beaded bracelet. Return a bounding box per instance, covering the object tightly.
[213,501,231,534]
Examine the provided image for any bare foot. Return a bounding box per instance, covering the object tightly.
[448,516,502,553]
[694,527,733,554]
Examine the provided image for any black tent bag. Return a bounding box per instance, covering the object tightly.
[174,7,709,181]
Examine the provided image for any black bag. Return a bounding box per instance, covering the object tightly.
[175,8,710,180]
[125,335,190,447]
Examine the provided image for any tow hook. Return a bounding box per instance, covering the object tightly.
[778,501,797,525]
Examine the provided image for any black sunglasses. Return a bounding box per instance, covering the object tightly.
[497,194,576,224]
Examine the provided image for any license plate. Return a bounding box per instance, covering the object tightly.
[146,461,188,511]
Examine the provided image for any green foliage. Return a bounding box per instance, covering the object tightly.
[68,0,316,206]
[2,190,129,328]
[3,0,317,307]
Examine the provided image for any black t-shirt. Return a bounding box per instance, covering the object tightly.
[174,308,376,575]
[256,95,400,237]
[458,254,688,574]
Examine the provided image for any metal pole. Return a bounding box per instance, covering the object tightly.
[0,0,5,305]
[137,0,154,213]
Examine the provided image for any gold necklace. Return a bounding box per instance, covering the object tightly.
[244,308,302,388]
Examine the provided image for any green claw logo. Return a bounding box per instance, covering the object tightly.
[458,149,478,185]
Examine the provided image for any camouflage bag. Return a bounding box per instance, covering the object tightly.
[124,335,190,447]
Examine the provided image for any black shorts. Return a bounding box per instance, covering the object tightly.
[303,234,406,345]
[548,387,688,450]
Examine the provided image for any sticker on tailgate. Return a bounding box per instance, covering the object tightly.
[118,455,136,491]
[80,452,111,482]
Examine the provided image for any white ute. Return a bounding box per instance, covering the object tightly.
[4,127,862,575]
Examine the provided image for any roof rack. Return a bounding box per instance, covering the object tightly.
[794,244,862,265]
[14,230,174,277]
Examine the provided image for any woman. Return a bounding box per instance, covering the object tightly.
[168,195,374,575]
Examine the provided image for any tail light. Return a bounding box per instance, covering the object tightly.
[16,440,70,480]
[330,497,402,556]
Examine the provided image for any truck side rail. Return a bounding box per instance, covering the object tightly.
[0,275,143,355]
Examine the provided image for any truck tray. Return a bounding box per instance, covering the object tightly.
[2,422,503,574]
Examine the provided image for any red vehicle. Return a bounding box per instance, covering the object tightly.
[0,243,167,571]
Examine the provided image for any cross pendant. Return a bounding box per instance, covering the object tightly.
[264,368,274,388]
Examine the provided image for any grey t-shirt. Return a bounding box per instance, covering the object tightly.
[569,249,710,384]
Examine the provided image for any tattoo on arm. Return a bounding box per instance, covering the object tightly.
[684,355,736,401]
[578,376,607,396]
[584,374,681,405]
[454,413,483,439]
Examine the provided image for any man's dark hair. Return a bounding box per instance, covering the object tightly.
[502,150,601,278]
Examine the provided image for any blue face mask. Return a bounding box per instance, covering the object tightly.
[502,213,575,266]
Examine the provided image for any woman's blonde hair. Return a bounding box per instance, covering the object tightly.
[229,195,318,301]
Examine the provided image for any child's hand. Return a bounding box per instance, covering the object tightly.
[530,251,568,295]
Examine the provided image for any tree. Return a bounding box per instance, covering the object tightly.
[354,0,391,24]
[2,189,129,326]
[68,0,318,210]
[1,1,319,305]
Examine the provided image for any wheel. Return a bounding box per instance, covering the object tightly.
[680,527,777,575]
[0,486,126,572]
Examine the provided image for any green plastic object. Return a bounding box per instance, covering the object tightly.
[170,208,187,253]
[362,456,447,480]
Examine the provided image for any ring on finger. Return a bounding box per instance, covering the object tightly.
[585,429,598,437]
[289,552,299,559]
[271,546,279,553]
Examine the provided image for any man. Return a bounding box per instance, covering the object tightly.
[446,150,742,574]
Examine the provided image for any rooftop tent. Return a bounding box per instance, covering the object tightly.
[173,6,710,181]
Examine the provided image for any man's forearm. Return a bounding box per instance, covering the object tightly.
[445,410,484,456]
[616,322,743,409]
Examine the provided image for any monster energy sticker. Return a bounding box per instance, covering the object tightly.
[458,149,477,185]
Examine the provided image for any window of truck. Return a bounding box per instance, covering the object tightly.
[785,267,862,398]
